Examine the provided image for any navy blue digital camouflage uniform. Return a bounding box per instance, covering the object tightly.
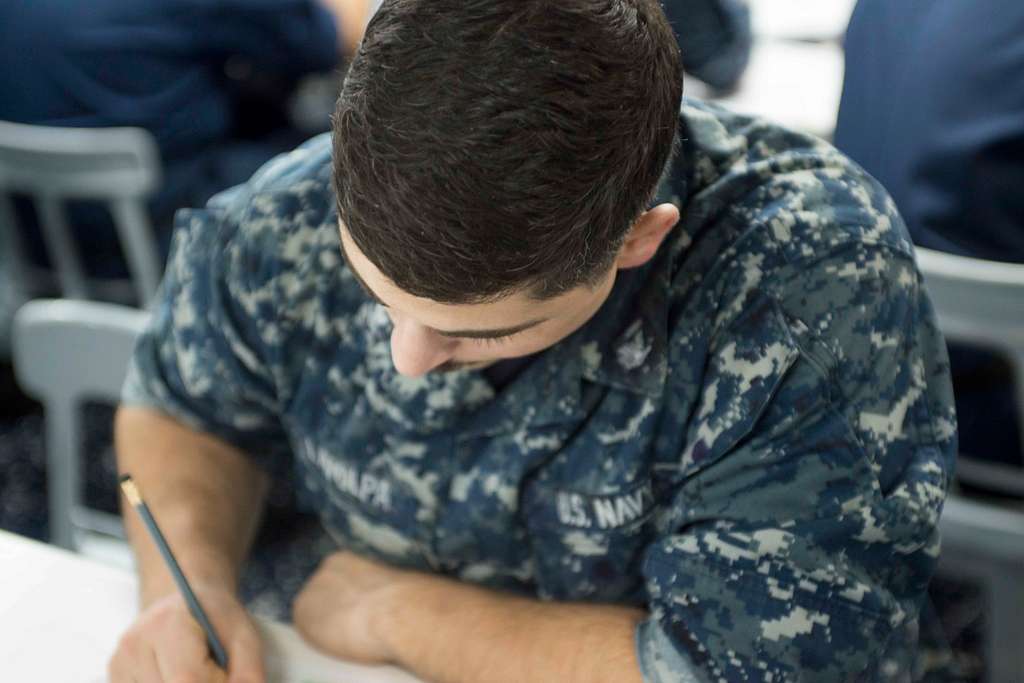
[123,99,958,681]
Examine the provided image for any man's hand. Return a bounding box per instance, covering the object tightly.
[113,408,272,683]
[292,550,414,665]
[109,583,266,683]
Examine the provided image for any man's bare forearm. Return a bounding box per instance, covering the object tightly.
[377,575,646,683]
[115,406,270,606]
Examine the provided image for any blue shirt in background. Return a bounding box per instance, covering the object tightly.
[663,0,751,92]
[835,0,1024,263]
[0,0,338,163]
[0,0,340,278]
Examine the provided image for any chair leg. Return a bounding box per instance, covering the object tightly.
[986,566,1024,683]
[45,401,79,550]
[36,197,89,300]
[110,199,161,305]
[0,194,32,305]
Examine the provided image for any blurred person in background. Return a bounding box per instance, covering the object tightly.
[835,0,1024,478]
[663,0,750,93]
[0,0,373,282]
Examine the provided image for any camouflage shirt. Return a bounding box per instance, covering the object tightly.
[123,100,957,681]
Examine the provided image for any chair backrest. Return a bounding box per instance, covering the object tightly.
[12,299,149,549]
[916,247,1024,475]
[917,247,1024,682]
[0,120,163,305]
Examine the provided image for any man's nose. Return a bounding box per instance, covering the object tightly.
[389,318,456,377]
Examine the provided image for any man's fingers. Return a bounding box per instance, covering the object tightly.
[139,650,164,683]
[107,643,161,683]
[226,618,267,683]
[108,587,263,682]
[153,612,212,682]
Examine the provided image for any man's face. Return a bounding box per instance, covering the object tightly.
[339,223,616,377]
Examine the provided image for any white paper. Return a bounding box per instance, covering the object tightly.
[259,619,423,683]
[0,531,422,683]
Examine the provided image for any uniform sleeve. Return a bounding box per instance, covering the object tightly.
[637,242,957,681]
[121,185,294,473]
[662,0,752,91]
[193,0,340,74]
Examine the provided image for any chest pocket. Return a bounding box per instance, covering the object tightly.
[295,431,444,571]
[522,478,656,605]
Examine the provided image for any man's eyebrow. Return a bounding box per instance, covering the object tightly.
[339,239,548,339]
[433,319,547,339]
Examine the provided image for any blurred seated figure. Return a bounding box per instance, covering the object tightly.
[663,0,751,92]
[835,0,1024,473]
[0,0,371,282]
[836,1,1024,262]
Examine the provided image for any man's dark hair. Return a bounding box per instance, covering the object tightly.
[333,0,683,303]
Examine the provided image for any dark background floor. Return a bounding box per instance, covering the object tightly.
[0,360,986,681]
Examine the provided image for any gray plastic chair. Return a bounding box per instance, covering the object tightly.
[0,120,163,306]
[916,247,1024,683]
[12,299,149,551]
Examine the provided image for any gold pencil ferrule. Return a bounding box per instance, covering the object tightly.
[120,475,142,506]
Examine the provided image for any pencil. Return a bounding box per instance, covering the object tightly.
[119,474,230,670]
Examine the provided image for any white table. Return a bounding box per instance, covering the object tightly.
[707,40,845,140]
[747,0,857,42]
[0,530,424,683]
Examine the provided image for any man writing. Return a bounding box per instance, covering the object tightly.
[111,1,957,681]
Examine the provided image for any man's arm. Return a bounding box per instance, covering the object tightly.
[115,406,269,606]
[387,581,643,679]
[383,579,644,683]
[293,552,648,683]
[109,137,304,682]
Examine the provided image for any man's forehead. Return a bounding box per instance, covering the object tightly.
[337,222,551,338]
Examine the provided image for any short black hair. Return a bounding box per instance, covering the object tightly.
[333,0,682,303]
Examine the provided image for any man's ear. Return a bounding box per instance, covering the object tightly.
[615,203,680,270]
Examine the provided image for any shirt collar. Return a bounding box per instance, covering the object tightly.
[458,253,672,438]
[362,240,673,440]
[575,254,670,399]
